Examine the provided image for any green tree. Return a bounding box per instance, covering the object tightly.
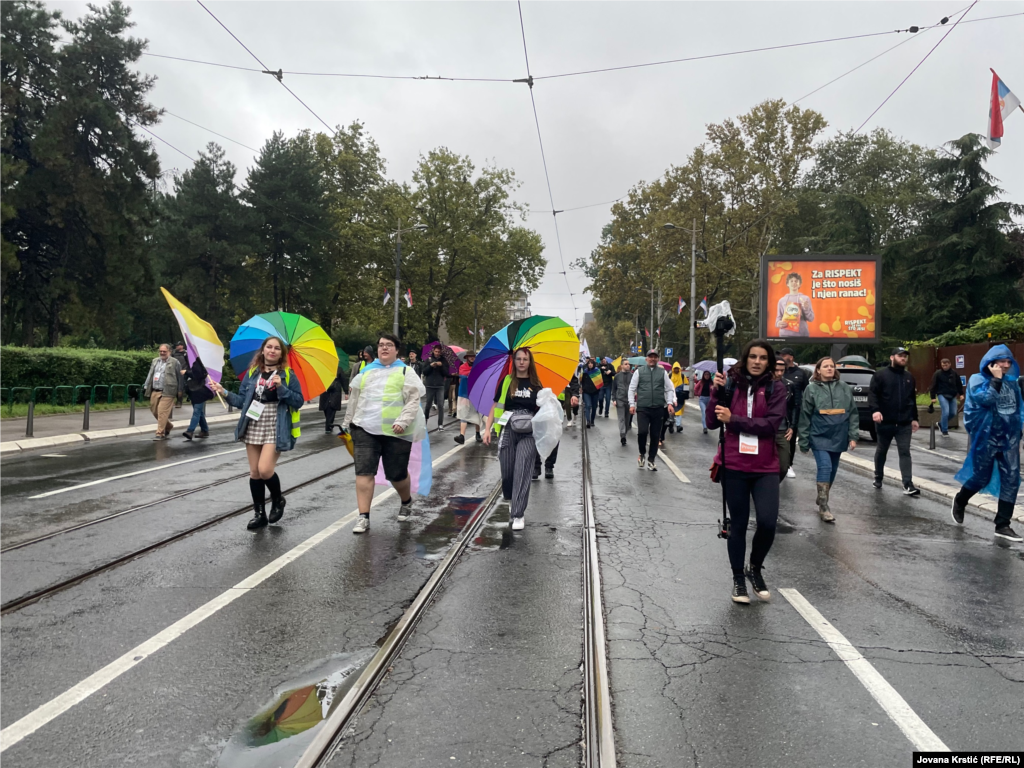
[151,143,253,334]
[893,134,1023,339]
[243,130,330,318]
[395,148,545,341]
[1,0,160,346]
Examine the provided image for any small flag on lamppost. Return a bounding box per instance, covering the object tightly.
[677,297,685,315]
[986,69,1021,149]
[383,289,391,306]
[404,288,413,307]
[699,296,709,315]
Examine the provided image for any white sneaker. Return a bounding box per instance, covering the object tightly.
[647,459,658,472]
[786,466,796,479]
[397,500,413,522]
[511,516,525,531]
[353,515,370,534]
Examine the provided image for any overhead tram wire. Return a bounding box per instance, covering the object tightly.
[142,11,1020,85]
[195,0,337,136]
[791,2,975,105]
[532,10,1021,81]
[165,111,259,152]
[516,1,579,329]
[854,1,978,134]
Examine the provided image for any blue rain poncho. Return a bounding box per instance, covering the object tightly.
[954,344,1024,500]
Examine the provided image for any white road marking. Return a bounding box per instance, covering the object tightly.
[657,452,691,484]
[40,454,67,458]
[28,449,246,499]
[0,442,466,753]
[778,588,950,753]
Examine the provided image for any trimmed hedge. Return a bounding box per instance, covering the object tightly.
[0,347,159,389]
[920,313,1024,347]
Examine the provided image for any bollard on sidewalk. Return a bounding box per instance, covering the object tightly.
[83,400,90,431]
[929,420,936,450]
[129,397,136,426]
[26,401,34,438]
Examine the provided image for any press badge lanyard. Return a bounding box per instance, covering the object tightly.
[738,387,758,455]
[246,372,275,420]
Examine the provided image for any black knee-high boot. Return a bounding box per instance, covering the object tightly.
[266,473,286,523]
[248,478,267,530]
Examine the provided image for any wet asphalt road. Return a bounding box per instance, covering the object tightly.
[1,406,1022,767]
[594,406,1023,767]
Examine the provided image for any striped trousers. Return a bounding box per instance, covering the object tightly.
[499,425,536,520]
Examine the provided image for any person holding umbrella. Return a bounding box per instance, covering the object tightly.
[483,348,543,531]
[211,336,304,530]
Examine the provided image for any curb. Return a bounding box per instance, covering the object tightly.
[0,403,323,454]
[838,452,1024,523]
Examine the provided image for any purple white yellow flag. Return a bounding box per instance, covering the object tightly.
[159,288,224,385]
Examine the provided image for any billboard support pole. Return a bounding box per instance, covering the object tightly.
[831,343,849,361]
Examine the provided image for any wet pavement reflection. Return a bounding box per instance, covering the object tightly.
[413,495,485,559]
[218,649,374,768]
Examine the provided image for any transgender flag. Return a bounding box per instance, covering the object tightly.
[160,287,224,386]
[375,435,433,496]
[986,69,1021,149]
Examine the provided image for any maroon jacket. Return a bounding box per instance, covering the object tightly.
[706,369,786,474]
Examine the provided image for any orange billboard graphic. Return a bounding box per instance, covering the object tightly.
[760,256,880,342]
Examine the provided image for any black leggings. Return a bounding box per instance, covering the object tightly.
[723,469,780,576]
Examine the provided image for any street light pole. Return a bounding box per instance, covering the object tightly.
[689,218,697,370]
[664,220,700,371]
[394,221,402,337]
[392,219,428,338]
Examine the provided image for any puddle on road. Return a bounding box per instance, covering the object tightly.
[218,649,374,768]
[414,496,484,559]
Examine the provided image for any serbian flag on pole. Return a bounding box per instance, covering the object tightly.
[404,288,413,307]
[656,327,661,337]
[383,289,391,306]
[677,297,685,315]
[699,296,709,315]
[986,69,1021,149]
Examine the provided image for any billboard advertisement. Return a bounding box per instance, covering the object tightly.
[760,254,881,343]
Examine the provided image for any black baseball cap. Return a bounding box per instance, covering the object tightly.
[891,346,909,356]
[779,347,795,356]
[646,349,659,358]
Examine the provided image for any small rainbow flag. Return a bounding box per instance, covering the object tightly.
[588,368,604,390]
[375,434,433,496]
[160,288,224,386]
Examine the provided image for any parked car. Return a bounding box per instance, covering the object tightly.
[837,362,877,441]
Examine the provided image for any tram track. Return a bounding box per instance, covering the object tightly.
[0,419,457,615]
[291,425,617,768]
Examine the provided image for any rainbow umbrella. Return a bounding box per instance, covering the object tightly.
[229,312,338,400]
[467,316,579,415]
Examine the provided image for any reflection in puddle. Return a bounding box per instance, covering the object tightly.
[414,496,484,559]
[218,650,374,768]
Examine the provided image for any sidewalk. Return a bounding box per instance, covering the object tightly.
[0,401,323,453]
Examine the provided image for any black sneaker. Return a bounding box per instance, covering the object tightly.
[620,437,627,446]
[397,498,413,522]
[994,526,1023,542]
[545,468,554,479]
[903,484,921,497]
[951,496,966,525]
[454,434,465,445]
[744,564,770,600]
[872,477,883,489]
[731,575,750,604]
[247,506,268,531]
[532,470,540,481]
[475,432,483,443]
[268,495,286,524]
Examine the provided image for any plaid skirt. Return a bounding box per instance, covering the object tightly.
[243,401,279,445]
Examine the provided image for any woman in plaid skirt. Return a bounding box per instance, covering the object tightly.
[211,336,304,530]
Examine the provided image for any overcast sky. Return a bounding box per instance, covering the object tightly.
[49,1,1024,328]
